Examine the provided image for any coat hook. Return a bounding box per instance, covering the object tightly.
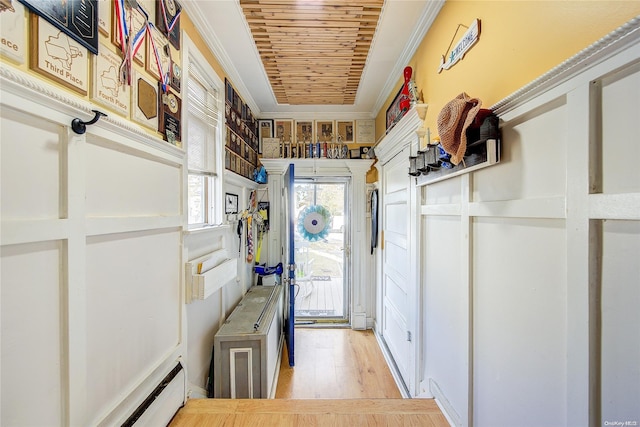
[71,110,107,135]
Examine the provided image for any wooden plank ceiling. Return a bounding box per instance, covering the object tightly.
[239,0,385,105]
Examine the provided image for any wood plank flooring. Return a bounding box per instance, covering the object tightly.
[170,398,449,426]
[276,328,402,399]
[169,328,450,427]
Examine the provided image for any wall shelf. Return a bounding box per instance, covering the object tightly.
[186,255,238,301]
[416,138,500,186]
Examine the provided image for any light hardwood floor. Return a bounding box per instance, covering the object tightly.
[169,328,450,426]
[170,398,449,426]
[275,328,402,399]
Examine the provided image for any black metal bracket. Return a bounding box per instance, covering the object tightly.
[71,110,107,135]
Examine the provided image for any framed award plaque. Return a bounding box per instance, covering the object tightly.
[170,61,181,93]
[131,70,158,130]
[158,85,181,146]
[156,0,181,50]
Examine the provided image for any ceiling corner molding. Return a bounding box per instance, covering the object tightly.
[182,1,262,116]
[491,16,640,116]
[370,0,445,117]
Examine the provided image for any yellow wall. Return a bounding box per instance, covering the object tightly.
[181,13,227,85]
[375,1,640,144]
[0,7,238,143]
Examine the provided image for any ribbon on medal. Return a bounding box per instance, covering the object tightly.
[130,5,148,60]
[147,22,170,93]
[114,0,128,53]
[159,0,182,33]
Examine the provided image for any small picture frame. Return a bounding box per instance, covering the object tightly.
[225,193,239,214]
[316,120,334,143]
[258,119,273,154]
[336,120,354,144]
[295,120,314,143]
[274,119,293,143]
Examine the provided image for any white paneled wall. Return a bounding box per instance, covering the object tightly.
[416,22,640,427]
[1,64,185,426]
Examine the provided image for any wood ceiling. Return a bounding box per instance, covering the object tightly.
[239,0,385,106]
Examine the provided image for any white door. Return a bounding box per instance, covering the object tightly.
[380,146,416,393]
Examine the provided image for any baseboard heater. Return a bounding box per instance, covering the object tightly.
[213,285,284,399]
[121,363,184,427]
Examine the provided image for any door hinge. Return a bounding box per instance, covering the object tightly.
[407,331,412,342]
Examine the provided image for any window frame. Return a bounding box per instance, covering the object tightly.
[182,34,225,229]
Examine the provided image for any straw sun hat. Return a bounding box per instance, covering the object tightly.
[437,93,482,165]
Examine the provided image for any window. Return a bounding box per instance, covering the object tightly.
[184,45,223,228]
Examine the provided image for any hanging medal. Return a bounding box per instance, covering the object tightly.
[130,4,148,66]
[114,0,129,84]
[159,0,181,34]
[147,22,171,93]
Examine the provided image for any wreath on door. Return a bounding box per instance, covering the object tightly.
[297,205,332,242]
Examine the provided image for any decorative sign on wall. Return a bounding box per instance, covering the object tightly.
[0,1,26,64]
[19,0,98,54]
[92,44,130,117]
[438,19,481,73]
[30,16,88,95]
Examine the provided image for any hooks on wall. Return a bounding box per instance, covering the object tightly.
[71,110,107,135]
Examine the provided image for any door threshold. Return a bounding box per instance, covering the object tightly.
[295,319,351,328]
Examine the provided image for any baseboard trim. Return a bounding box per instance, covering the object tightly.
[372,328,410,398]
[269,334,285,399]
[429,378,462,427]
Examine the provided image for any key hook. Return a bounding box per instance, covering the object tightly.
[71,110,107,135]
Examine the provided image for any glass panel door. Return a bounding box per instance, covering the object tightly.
[293,179,349,324]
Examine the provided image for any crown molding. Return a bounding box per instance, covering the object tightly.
[182,1,262,116]
[372,106,423,165]
[370,0,445,118]
[491,16,640,116]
